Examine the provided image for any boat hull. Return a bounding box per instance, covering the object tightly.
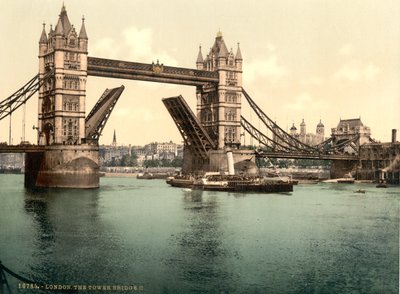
[166,176,293,193]
[193,182,293,193]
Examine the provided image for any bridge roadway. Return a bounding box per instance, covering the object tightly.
[258,151,358,161]
[87,57,219,86]
[0,144,358,161]
[0,145,45,153]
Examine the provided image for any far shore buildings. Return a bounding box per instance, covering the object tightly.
[99,130,183,166]
[0,153,24,171]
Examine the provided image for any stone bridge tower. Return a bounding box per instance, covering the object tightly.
[196,31,243,149]
[26,5,98,189]
[38,5,88,146]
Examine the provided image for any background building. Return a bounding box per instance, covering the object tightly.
[289,119,325,146]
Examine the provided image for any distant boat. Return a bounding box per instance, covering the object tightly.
[376,183,387,188]
[337,178,355,184]
[354,189,366,194]
[137,172,169,179]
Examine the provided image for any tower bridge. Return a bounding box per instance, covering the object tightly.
[1,5,397,188]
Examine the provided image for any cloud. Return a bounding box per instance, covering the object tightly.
[363,63,381,80]
[266,43,276,52]
[284,92,327,114]
[245,54,289,83]
[91,38,118,59]
[286,92,313,111]
[339,44,354,56]
[300,76,324,86]
[91,26,178,66]
[333,60,381,82]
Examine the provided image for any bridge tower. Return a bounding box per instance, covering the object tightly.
[38,4,88,145]
[25,5,99,188]
[196,31,243,149]
[184,32,256,175]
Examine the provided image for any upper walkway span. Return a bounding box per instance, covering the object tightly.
[87,57,219,86]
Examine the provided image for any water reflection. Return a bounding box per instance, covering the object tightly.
[166,190,235,292]
[22,188,107,288]
[24,192,55,253]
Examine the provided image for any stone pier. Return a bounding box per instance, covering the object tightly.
[25,145,99,189]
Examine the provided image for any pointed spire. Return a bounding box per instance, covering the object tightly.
[39,23,48,44]
[218,35,229,58]
[55,15,64,36]
[112,129,117,146]
[235,43,242,61]
[59,3,71,34]
[196,45,203,63]
[79,16,88,39]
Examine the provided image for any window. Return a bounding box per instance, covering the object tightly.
[226,110,236,121]
[68,119,73,137]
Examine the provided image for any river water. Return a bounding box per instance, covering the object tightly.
[0,174,398,293]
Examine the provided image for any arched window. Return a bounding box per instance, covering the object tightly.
[68,119,73,137]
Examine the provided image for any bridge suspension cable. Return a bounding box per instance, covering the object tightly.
[241,88,318,153]
[0,70,54,121]
[240,88,364,159]
[241,116,294,152]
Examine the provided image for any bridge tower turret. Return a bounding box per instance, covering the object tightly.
[38,4,88,146]
[196,31,243,149]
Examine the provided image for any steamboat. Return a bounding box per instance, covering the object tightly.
[166,173,293,193]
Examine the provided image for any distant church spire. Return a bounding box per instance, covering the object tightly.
[112,130,117,147]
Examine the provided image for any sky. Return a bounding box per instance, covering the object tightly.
[0,0,399,146]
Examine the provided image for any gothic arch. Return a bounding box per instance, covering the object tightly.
[43,123,54,145]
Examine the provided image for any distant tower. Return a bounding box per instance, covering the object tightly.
[112,129,117,147]
[196,31,243,149]
[38,4,88,145]
[300,119,306,143]
[290,123,297,136]
[272,122,279,149]
[316,119,325,143]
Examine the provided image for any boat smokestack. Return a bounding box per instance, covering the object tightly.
[392,129,397,143]
[226,150,235,175]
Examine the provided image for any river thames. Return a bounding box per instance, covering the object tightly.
[0,174,398,293]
